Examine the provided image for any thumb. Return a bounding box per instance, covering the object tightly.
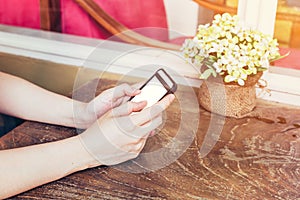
[111,101,147,117]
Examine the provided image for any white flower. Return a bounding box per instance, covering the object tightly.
[181,13,283,86]
[213,60,223,73]
[238,79,245,86]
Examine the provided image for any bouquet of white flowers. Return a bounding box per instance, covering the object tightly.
[181,13,286,86]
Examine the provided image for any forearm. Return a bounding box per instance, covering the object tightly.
[0,135,98,199]
[0,72,85,127]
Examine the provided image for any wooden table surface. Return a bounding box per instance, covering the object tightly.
[1,77,300,200]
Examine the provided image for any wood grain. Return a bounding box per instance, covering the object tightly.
[40,0,61,32]
[1,77,299,199]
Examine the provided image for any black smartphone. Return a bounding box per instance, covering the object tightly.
[129,68,177,108]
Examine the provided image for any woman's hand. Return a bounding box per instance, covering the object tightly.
[79,94,175,166]
[74,84,141,129]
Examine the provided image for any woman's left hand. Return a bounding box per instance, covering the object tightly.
[74,84,140,129]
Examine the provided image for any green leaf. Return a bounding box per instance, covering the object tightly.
[211,69,217,77]
[200,69,213,79]
[270,51,290,62]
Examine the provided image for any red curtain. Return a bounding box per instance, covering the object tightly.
[60,0,169,41]
[0,0,40,29]
[0,0,169,41]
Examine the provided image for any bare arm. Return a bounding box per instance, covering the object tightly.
[0,72,139,128]
[0,95,175,198]
[0,72,175,198]
[0,72,77,127]
[0,135,97,199]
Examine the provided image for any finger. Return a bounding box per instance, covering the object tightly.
[111,97,124,108]
[132,114,163,138]
[149,130,156,137]
[87,87,120,113]
[120,81,145,104]
[130,94,175,125]
[133,137,147,153]
[120,90,141,104]
[113,83,140,100]
[131,81,146,90]
[113,84,141,104]
[155,94,175,110]
[112,101,147,117]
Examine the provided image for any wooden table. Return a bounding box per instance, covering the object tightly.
[1,77,300,200]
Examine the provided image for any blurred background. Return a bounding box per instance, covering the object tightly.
[0,0,299,95]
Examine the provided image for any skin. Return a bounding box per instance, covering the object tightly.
[0,72,175,198]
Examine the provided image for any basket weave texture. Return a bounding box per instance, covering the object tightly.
[198,72,263,118]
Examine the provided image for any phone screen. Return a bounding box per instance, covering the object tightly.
[130,75,168,108]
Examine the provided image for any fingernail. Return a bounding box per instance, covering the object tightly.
[135,89,141,94]
[149,130,156,137]
[169,94,175,101]
[138,101,147,106]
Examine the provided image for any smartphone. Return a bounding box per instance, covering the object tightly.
[129,68,177,109]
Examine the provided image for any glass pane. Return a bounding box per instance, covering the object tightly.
[196,0,300,72]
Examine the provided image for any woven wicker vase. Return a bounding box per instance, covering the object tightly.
[198,72,262,118]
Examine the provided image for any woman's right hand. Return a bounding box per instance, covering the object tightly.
[78,94,175,167]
